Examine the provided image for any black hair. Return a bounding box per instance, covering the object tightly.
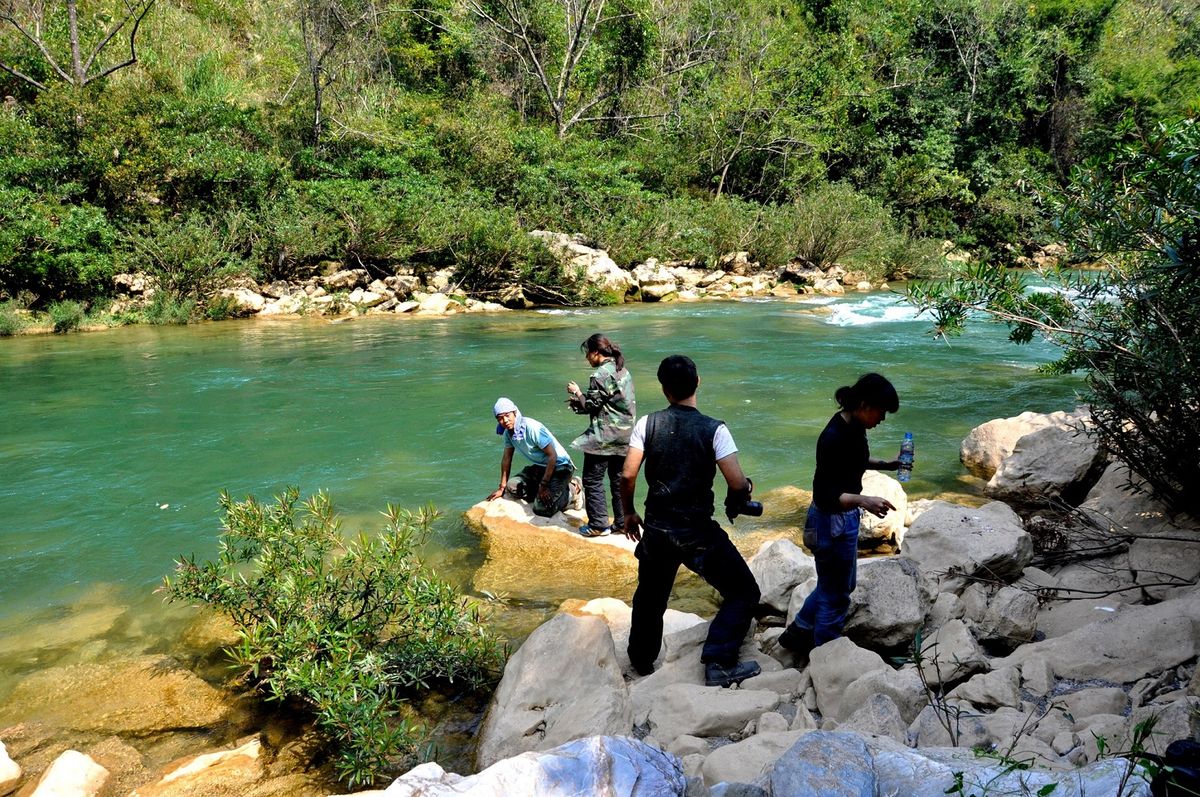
[581,333,625,370]
[835,373,899,413]
[657,354,698,401]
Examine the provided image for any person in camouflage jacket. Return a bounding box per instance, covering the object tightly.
[566,333,637,537]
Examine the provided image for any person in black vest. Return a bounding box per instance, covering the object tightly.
[619,355,762,688]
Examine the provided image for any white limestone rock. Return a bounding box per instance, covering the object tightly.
[322,268,369,291]
[838,693,908,743]
[841,666,928,725]
[960,583,1038,648]
[998,595,1200,684]
[947,667,1021,709]
[844,556,933,649]
[808,637,888,721]
[859,470,907,547]
[530,231,634,296]
[918,619,989,686]
[384,736,685,797]
[30,750,108,797]
[645,683,780,744]
[631,259,679,301]
[700,731,807,787]
[476,614,632,767]
[748,539,816,614]
[0,741,20,796]
[901,500,1032,592]
[960,410,1078,480]
[985,414,1105,505]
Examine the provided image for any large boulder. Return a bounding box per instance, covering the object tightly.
[631,260,679,301]
[766,732,875,797]
[700,731,807,786]
[748,539,815,614]
[985,415,1106,505]
[869,738,1149,797]
[566,597,705,676]
[841,667,928,725]
[998,595,1200,683]
[322,269,369,291]
[215,288,265,316]
[464,499,637,603]
[838,694,908,744]
[960,410,1079,480]
[383,737,686,797]
[477,614,631,767]
[644,683,779,744]
[843,557,933,649]
[959,583,1038,648]
[0,656,233,735]
[530,231,634,297]
[918,619,989,686]
[901,501,1032,592]
[1080,463,1200,600]
[808,638,888,721]
[859,471,907,547]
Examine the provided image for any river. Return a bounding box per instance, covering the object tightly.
[0,293,1080,656]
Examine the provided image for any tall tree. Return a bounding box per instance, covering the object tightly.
[297,0,382,147]
[0,0,154,90]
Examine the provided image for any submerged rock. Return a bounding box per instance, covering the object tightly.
[0,655,234,735]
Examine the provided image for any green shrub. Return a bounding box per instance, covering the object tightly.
[122,213,247,301]
[143,292,197,325]
[0,300,24,336]
[202,293,240,321]
[162,490,506,787]
[48,300,85,333]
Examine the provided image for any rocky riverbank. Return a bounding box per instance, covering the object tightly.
[6,406,1191,797]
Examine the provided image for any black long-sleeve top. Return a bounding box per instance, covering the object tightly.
[811,412,869,513]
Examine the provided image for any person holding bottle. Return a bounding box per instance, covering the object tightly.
[775,373,903,658]
[566,334,636,538]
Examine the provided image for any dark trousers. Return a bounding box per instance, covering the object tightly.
[627,519,761,670]
[582,452,625,529]
[508,464,574,517]
[792,504,860,645]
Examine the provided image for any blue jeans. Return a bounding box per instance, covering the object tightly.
[792,504,860,646]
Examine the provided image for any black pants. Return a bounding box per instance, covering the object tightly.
[582,452,625,529]
[627,519,761,670]
[508,464,574,517]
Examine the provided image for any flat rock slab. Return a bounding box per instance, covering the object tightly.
[465,499,638,602]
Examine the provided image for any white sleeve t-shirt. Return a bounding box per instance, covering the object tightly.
[628,415,738,460]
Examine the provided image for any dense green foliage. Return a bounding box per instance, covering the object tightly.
[907,119,1199,515]
[162,490,506,786]
[0,0,1196,313]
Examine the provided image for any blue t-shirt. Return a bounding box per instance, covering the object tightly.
[504,416,574,470]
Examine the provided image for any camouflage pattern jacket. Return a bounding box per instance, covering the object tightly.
[568,359,636,456]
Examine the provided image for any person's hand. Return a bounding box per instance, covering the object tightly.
[883,458,902,470]
[622,513,643,542]
[859,495,895,518]
[487,486,505,501]
[538,483,551,504]
[566,380,582,397]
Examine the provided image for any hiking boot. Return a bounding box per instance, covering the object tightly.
[777,625,815,657]
[704,660,761,688]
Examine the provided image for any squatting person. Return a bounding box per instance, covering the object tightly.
[487,397,576,517]
[776,373,902,657]
[566,333,637,538]
[620,354,762,688]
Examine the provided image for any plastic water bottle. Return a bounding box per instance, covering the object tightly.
[898,432,914,483]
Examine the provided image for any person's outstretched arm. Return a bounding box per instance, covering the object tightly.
[487,447,515,500]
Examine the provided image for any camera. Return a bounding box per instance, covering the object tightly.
[725,479,763,520]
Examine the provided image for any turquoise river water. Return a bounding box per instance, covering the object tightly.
[0,292,1082,629]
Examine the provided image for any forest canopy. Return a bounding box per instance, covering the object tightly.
[1,0,1197,307]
